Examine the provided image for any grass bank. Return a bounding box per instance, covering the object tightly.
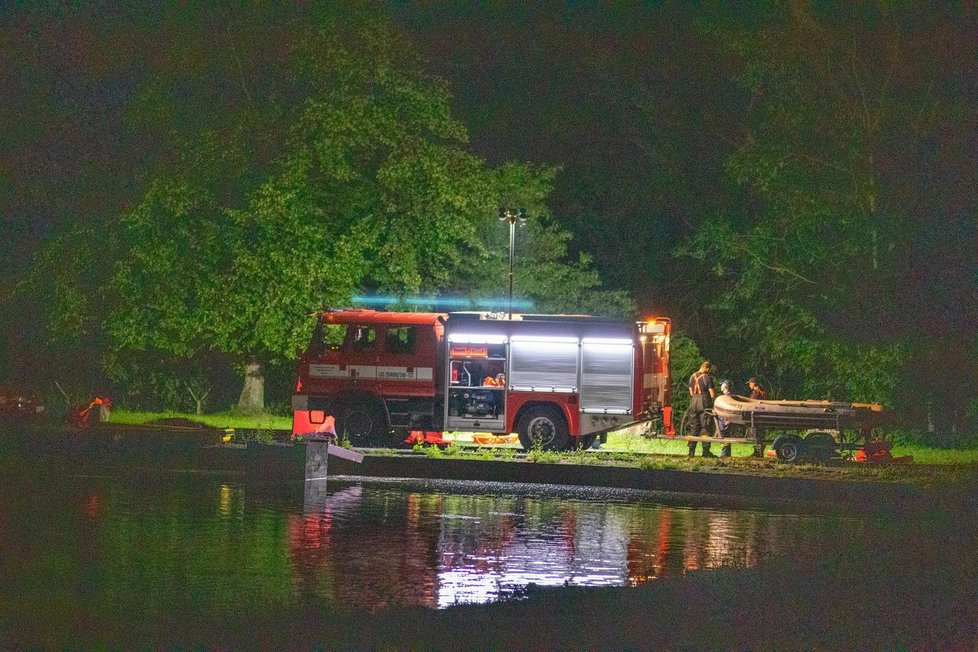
[110,409,292,431]
[107,409,977,488]
[599,431,978,465]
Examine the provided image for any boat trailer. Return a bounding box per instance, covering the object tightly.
[691,394,909,463]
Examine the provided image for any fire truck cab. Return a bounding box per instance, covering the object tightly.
[292,309,671,450]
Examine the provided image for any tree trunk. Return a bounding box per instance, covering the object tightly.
[238,360,265,413]
[187,385,210,416]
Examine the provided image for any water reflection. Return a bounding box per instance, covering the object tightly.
[288,482,848,609]
[1,475,876,621]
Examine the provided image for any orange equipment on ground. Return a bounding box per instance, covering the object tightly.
[404,431,452,446]
[854,440,913,464]
[70,396,112,430]
[291,411,337,440]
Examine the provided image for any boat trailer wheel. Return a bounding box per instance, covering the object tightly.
[773,434,804,463]
[803,432,836,462]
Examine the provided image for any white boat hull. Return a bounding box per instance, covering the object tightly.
[713,394,884,430]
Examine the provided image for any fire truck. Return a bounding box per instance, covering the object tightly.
[291,309,672,450]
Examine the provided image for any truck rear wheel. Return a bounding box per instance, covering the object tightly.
[335,400,389,447]
[517,405,570,452]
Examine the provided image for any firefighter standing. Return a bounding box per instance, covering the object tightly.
[687,361,716,457]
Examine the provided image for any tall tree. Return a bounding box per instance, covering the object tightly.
[681,5,978,433]
[22,9,631,411]
[391,3,748,314]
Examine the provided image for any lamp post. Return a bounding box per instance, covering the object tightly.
[498,208,527,319]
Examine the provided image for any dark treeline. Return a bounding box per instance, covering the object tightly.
[1,4,975,439]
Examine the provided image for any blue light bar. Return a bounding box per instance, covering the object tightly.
[351,295,534,310]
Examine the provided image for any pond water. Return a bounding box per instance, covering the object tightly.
[1,469,906,628]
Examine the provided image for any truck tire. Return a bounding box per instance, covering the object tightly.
[335,400,389,447]
[517,405,570,452]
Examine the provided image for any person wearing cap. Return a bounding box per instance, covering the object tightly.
[717,379,733,457]
[748,378,766,400]
[687,361,716,457]
[747,377,767,456]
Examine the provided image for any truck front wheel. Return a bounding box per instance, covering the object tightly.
[517,405,570,452]
[335,400,389,447]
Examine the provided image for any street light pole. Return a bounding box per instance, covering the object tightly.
[498,208,527,319]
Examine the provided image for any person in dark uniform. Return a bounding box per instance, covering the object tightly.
[687,361,716,457]
[748,377,767,457]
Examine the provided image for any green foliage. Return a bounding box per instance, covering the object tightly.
[493,446,517,461]
[101,349,235,413]
[677,7,976,436]
[442,442,463,457]
[244,429,276,445]
[525,443,561,464]
[434,161,635,317]
[19,10,630,412]
[668,333,704,417]
[418,442,463,459]
[5,4,975,444]
[108,408,292,431]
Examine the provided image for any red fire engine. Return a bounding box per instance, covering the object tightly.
[291,309,672,450]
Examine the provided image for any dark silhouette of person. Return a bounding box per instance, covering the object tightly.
[688,361,715,457]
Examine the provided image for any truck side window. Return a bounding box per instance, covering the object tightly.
[385,326,416,354]
[311,323,348,352]
[348,325,377,350]
[324,324,347,349]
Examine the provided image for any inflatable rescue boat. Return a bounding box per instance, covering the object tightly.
[712,394,885,430]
